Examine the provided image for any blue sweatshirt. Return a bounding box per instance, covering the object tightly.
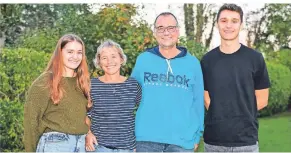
[131,46,204,149]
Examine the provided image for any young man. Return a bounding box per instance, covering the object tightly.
[131,12,204,152]
[201,4,270,152]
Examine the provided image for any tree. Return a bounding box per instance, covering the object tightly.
[15,4,156,76]
[184,4,195,41]
[15,4,92,53]
[246,4,291,52]
[71,4,156,76]
[0,4,24,49]
[0,4,92,49]
[183,4,217,49]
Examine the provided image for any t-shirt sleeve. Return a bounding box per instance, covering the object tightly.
[254,53,271,90]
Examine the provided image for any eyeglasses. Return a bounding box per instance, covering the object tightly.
[155,26,178,33]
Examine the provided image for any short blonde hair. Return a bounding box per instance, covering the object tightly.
[93,40,127,69]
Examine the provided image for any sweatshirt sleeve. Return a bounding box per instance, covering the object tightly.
[193,59,205,144]
[23,75,50,152]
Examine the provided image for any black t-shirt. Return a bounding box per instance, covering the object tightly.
[201,44,270,147]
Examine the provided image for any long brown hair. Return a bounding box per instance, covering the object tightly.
[45,34,90,105]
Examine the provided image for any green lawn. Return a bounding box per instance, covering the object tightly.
[197,111,291,152]
[258,111,291,152]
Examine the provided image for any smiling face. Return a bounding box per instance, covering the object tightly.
[61,41,83,75]
[154,15,180,49]
[99,47,123,76]
[217,10,242,42]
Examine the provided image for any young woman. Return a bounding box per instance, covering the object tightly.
[24,34,90,152]
[85,40,141,152]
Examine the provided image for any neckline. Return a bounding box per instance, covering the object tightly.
[218,43,242,55]
[96,77,129,84]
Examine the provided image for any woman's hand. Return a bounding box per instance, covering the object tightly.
[85,131,98,151]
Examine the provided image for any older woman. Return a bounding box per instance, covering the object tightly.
[85,40,141,152]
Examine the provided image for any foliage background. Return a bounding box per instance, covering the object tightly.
[0,3,290,151]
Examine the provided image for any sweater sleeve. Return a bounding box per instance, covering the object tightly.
[135,82,142,105]
[193,59,205,144]
[23,75,50,152]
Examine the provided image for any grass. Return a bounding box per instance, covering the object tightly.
[196,111,291,152]
[258,111,291,152]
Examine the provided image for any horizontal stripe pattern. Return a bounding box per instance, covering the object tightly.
[88,77,141,150]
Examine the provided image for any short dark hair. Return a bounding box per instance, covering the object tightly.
[154,12,179,27]
[217,4,243,23]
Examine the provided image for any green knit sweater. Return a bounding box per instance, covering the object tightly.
[23,72,89,152]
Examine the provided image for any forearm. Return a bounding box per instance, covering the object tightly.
[256,89,269,110]
[257,97,268,110]
[204,91,210,110]
[85,116,92,132]
[205,100,210,110]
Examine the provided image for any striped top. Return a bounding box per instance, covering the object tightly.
[88,77,142,150]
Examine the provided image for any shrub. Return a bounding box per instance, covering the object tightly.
[16,29,60,53]
[0,98,24,151]
[178,36,207,60]
[277,49,291,109]
[0,48,50,151]
[259,61,291,116]
[277,49,291,70]
[0,48,50,101]
[266,49,291,109]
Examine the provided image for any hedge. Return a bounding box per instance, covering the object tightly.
[259,61,291,116]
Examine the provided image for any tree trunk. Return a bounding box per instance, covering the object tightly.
[0,32,5,53]
[205,12,216,49]
[183,4,195,41]
[195,4,204,43]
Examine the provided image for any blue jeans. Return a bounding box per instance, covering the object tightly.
[136,141,193,152]
[36,131,86,152]
[204,141,259,152]
[87,144,134,152]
